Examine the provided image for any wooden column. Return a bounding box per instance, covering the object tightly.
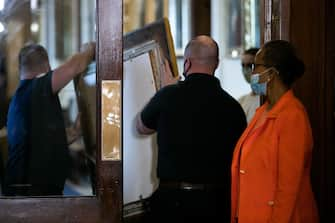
[97,0,123,222]
[265,0,335,222]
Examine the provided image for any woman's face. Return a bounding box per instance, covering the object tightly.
[252,49,271,83]
[249,48,280,96]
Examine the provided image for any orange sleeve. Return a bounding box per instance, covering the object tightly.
[269,108,312,223]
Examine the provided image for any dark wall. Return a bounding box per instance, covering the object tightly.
[288,0,335,222]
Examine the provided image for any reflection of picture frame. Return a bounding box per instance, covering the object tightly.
[0,1,121,222]
[73,62,97,193]
[73,62,97,160]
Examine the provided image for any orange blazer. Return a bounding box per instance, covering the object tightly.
[231,90,319,223]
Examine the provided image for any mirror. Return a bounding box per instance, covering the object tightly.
[0,0,96,197]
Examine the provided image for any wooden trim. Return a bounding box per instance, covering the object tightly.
[263,0,272,42]
[278,0,290,40]
[264,0,290,41]
[97,0,123,81]
[266,0,335,221]
[259,0,265,44]
[324,1,335,221]
[0,197,100,223]
[97,0,123,223]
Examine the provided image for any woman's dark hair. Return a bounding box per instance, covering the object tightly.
[262,40,305,87]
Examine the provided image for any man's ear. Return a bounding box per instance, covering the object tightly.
[214,58,219,70]
[183,58,189,68]
[43,61,51,73]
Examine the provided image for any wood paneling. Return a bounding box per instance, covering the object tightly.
[269,0,290,41]
[289,1,333,221]
[97,0,122,81]
[323,0,335,220]
[97,0,123,223]
[266,0,335,222]
[0,197,100,223]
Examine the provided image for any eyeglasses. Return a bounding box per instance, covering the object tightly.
[251,63,267,71]
[241,63,253,69]
[242,63,268,70]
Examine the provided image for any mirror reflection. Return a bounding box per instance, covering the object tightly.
[0,0,96,196]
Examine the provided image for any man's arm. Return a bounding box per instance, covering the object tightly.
[135,112,155,135]
[136,60,171,135]
[161,59,180,87]
[66,113,82,145]
[51,42,95,93]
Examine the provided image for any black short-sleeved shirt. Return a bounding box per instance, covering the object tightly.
[5,71,70,189]
[141,73,247,183]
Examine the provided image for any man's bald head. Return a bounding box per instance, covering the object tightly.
[184,35,219,65]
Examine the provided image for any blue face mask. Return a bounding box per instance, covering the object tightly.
[250,67,273,95]
[250,74,267,95]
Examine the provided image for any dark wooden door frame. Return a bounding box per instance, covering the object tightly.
[263,0,335,222]
[0,0,123,222]
[263,0,291,42]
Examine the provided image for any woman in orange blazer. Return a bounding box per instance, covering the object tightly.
[231,40,319,223]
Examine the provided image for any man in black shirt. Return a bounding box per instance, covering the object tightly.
[136,35,247,223]
[3,42,95,196]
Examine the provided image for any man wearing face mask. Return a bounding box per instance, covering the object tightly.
[238,48,260,123]
[136,35,247,223]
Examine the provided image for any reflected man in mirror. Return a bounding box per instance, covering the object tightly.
[136,35,247,223]
[238,47,260,123]
[3,42,95,196]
